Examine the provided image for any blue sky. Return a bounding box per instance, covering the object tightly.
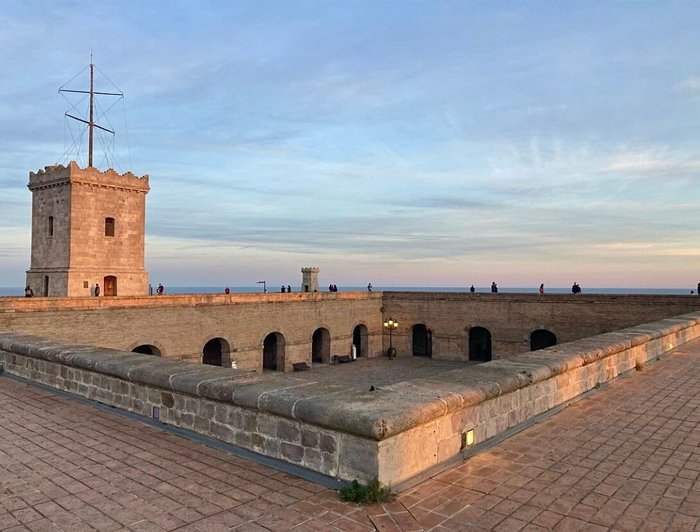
[1,1,699,288]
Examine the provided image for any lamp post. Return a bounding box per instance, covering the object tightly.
[257,280,267,293]
[383,317,398,358]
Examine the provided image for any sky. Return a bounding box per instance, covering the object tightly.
[1,1,699,289]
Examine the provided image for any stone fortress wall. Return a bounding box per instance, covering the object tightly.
[2,309,699,488]
[1,292,699,371]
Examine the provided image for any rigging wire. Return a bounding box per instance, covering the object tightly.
[58,60,130,171]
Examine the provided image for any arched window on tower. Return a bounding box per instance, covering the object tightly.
[105,217,115,237]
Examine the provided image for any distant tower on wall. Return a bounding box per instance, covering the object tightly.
[25,162,150,297]
[301,267,319,293]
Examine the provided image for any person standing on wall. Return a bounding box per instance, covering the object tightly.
[156,283,164,295]
[539,283,544,294]
[24,285,33,297]
[491,282,498,293]
[94,284,100,297]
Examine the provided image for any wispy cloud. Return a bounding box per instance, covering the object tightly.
[0,2,699,287]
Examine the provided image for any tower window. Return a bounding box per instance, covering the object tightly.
[48,216,54,237]
[105,217,115,237]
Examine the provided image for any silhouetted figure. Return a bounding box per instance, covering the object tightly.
[571,282,581,294]
[24,286,33,297]
[539,283,544,294]
[697,282,699,295]
[470,285,475,293]
[287,285,292,293]
[281,285,286,293]
[367,283,373,292]
[329,284,333,292]
[94,284,100,297]
[157,283,164,295]
[491,282,498,293]
[224,287,230,294]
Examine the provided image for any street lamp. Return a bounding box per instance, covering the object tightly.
[257,280,267,293]
[383,317,398,358]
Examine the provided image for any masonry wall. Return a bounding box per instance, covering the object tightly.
[1,292,699,369]
[0,292,384,372]
[381,292,700,358]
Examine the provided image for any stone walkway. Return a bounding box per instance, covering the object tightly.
[1,340,699,531]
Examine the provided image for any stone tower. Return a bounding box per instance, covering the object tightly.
[301,267,319,293]
[25,161,150,297]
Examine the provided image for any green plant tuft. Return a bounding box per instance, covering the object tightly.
[339,478,393,504]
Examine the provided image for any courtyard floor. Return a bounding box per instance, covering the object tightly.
[1,339,699,531]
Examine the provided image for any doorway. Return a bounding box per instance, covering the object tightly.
[104,276,117,296]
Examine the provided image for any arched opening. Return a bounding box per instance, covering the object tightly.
[132,345,161,356]
[203,337,230,367]
[352,324,368,358]
[104,275,117,297]
[263,332,285,371]
[530,329,557,351]
[312,328,330,363]
[412,324,432,357]
[105,217,115,237]
[469,327,492,362]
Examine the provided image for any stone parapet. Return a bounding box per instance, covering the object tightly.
[1,311,699,487]
[0,290,382,312]
[28,161,149,192]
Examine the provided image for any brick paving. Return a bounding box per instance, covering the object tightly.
[1,339,699,531]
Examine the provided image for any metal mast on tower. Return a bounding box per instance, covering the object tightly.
[60,56,123,167]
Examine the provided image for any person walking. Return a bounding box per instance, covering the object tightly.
[94,284,100,297]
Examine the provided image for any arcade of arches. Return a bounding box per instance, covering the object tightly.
[128,324,558,371]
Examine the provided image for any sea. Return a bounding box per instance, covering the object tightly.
[0,286,696,297]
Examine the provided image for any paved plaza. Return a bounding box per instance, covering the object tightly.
[1,339,699,531]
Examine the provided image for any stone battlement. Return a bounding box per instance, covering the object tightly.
[28,161,149,192]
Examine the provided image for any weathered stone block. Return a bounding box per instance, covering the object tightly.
[301,428,319,448]
[280,442,304,463]
[277,419,301,443]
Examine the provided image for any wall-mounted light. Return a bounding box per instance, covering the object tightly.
[466,429,475,447]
